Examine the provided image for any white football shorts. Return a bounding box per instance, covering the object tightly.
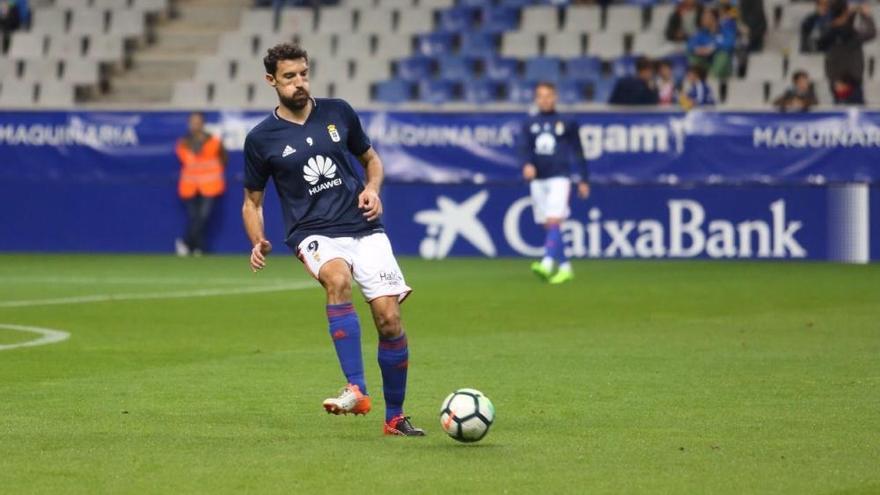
[297,232,412,303]
[529,177,571,224]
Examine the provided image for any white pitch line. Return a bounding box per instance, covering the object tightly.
[0,275,295,285]
[0,282,316,308]
[0,323,70,351]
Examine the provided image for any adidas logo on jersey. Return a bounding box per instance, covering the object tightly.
[304,154,342,196]
[282,145,296,157]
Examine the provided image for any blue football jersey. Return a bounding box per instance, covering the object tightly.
[244,98,382,250]
[519,111,589,181]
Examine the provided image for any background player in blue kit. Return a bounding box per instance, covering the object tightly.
[241,43,424,436]
[521,82,591,284]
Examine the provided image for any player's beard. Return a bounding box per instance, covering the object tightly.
[279,88,311,112]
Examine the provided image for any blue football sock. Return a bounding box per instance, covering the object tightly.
[378,332,409,421]
[326,303,367,395]
[546,224,567,264]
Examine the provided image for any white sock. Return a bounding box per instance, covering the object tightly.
[558,261,572,272]
[541,257,554,271]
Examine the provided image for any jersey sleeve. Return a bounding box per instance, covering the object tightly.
[566,119,589,182]
[519,121,535,164]
[341,100,371,156]
[243,134,270,191]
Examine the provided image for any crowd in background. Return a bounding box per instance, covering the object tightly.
[0,0,29,54]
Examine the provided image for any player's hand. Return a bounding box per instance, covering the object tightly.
[523,163,537,181]
[577,181,591,199]
[250,239,272,272]
[358,187,383,221]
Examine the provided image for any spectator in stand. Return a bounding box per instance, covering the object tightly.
[773,70,819,111]
[817,0,876,94]
[609,57,659,105]
[687,8,736,79]
[832,73,864,104]
[739,0,768,51]
[666,0,704,43]
[801,0,831,53]
[0,0,21,54]
[679,65,715,110]
[655,60,678,105]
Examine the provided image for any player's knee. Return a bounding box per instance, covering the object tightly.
[321,270,352,301]
[374,308,402,337]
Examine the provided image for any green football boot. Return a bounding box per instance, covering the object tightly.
[531,261,553,281]
[548,267,574,285]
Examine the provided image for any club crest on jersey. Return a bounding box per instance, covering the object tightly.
[327,124,341,143]
[307,240,320,261]
[303,154,343,196]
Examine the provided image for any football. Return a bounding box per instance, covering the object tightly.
[440,388,495,443]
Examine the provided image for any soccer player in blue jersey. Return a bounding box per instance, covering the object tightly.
[521,82,590,284]
[241,43,424,436]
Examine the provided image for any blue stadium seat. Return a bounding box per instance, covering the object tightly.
[417,32,457,57]
[438,56,478,81]
[483,56,519,81]
[396,55,435,81]
[590,77,616,103]
[419,79,458,105]
[439,7,479,32]
[374,79,414,104]
[612,55,639,78]
[459,33,497,57]
[557,79,588,104]
[463,80,501,104]
[498,0,536,6]
[524,56,562,82]
[458,0,494,6]
[506,79,535,104]
[479,6,520,33]
[566,56,602,82]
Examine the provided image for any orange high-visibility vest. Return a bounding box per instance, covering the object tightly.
[176,135,226,199]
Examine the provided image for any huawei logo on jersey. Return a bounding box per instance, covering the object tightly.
[304,154,343,196]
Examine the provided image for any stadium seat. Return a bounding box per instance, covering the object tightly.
[93,0,125,8]
[480,6,519,33]
[778,3,814,31]
[506,79,535,104]
[0,59,15,80]
[395,56,435,81]
[85,34,126,65]
[280,8,316,35]
[378,0,415,7]
[251,83,281,108]
[787,54,825,79]
[239,9,275,35]
[588,32,626,59]
[557,79,588,104]
[462,79,500,104]
[296,33,335,60]
[375,33,414,60]
[108,9,147,39]
[218,33,258,58]
[498,0,537,6]
[483,56,519,81]
[563,6,602,33]
[438,56,478,81]
[725,80,767,108]
[396,8,434,34]
[565,56,602,82]
[331,80,370,107]
[8,33,46,59]
[233,58,266,83]
[459,0,493,7]
[131,0,170,16]
[439,7,478,32]
[212,82,251,108]
[0,79,36,107]
[317,8,355,34]
[611,55,639,78]
[63,59,101,87]
[419,0,455,7]
[520,6,558,33]
[353,59,392,82]
[590,77,616,103]
[604,6,644,33]
[46,34,85,58]
[501,31,540,58]
[746,52,785,81]
[544,32,585,58]
[649,3,675,31]
[19,59,61,82]
[336,33,374,59]
[257,33,295,54]
[419,79,458,104]
[195,57,232,82]
[459,32,497,57]
[631,32,682,58]
[37,80,75,108]
[373,79,413,104]
[524,56,562,82]
[417,32,457,57]
[312,57,351,81]
[69,9,108,36]
[32,8,67,33]
[357,8,395,35]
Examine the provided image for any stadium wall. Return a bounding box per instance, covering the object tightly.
[0,110,876,262]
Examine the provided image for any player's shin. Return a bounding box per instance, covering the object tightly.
[326,303,367,394]
[377,332,408,421]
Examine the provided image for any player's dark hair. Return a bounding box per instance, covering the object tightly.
[635,57,653,73]
[189,111,205,120]
[534,81,556,92]
[791,70,809,84]
[688,64,708,81]
[263,43,309,77]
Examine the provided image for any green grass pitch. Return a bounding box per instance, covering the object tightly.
[0,255,878,494]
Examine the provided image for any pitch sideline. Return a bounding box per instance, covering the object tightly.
[0,323,71,351]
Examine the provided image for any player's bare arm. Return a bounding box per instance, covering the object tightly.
[242,188,272,272]
[357,147,384,221]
